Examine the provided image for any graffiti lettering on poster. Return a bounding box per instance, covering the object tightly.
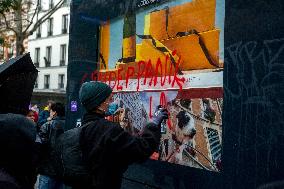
[91,52,186,91]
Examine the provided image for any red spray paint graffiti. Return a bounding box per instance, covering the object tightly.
[80,51,186,91]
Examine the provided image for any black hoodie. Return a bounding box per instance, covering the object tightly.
[76,112,161,189]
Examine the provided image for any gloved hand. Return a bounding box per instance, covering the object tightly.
[152,105,169,126]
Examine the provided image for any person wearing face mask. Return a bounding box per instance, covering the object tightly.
[37,103,65,189]
[104,100,120,116]
[75,81,168,189]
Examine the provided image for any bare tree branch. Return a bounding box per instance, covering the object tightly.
[0,30,7,35]
[29,0,65,35]
[23,0,39,33]
[0,12,17,33]
[1,0,66,55]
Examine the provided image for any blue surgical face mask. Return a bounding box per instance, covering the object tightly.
[105,102,119,116]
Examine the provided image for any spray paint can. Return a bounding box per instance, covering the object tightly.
[161,119,167,134]
[157,107,167,134]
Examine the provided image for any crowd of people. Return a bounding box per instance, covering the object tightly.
[23,100,66,189]
[0,81,169,189]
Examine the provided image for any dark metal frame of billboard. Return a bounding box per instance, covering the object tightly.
[66,0,284,188]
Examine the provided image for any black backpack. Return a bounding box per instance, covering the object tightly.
[54,121,95,186]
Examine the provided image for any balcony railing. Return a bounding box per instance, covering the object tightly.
[58,83,64,89]
[63,0,70,6]
[62,28,67,34]
[44,84,49,89]
[45,61,51,67]
[34,62,39,67]
[49,3,54,9]
[36,33,41,38]
[47,31,53,36]
[60,60,65,66]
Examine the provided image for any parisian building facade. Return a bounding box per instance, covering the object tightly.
[28,0,70,105]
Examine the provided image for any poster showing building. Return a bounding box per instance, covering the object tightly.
[93,0,224,171]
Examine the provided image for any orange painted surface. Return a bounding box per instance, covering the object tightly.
[122,36,136,59]
[99,21,110,69]
[137,39,179,75]
[98,0,221,79]
[149,0,216,41]
[98,29,220,80]
[162,29,220,70]
[149,9,168,41]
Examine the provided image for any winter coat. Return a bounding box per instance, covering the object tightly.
[0,113,37,189]
[0,169,20,189]
[38,116,65,177]
[75,112,161,189]
[38,108,50,126]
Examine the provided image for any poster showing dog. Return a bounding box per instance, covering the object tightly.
[106,90,222,171]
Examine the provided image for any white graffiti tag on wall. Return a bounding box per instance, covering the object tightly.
[138,0,160,7]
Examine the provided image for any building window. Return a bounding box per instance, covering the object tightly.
[63,0,69,6]
[49,0,54,9]
[8,42,14,58]
[37,0,42,11]
[60,44,66,66]
[202,99,216,123]
[34,77,38,88]
[0,43,3,60]
[58,74,65,89]
[36,24,41,38]
[34,48,40,67]
[44,75,50,89]
[206,128,221,163]
[62,14,68,34]
[45,46,51,67]
[47,18,53,36]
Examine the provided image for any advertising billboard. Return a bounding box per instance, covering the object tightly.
[88,0,224,171]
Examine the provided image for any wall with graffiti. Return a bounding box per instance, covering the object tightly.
[93,0,224,172]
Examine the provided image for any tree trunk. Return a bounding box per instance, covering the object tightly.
[16,34,25,55]
[14,0,24,56]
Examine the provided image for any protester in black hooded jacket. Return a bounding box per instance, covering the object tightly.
[74,81,168,189]
[37,103,65,189]
[0,113,37,189]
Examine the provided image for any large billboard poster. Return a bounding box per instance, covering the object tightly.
[93,0,224,172]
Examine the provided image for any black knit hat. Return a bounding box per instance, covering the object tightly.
[79,81,112,111]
